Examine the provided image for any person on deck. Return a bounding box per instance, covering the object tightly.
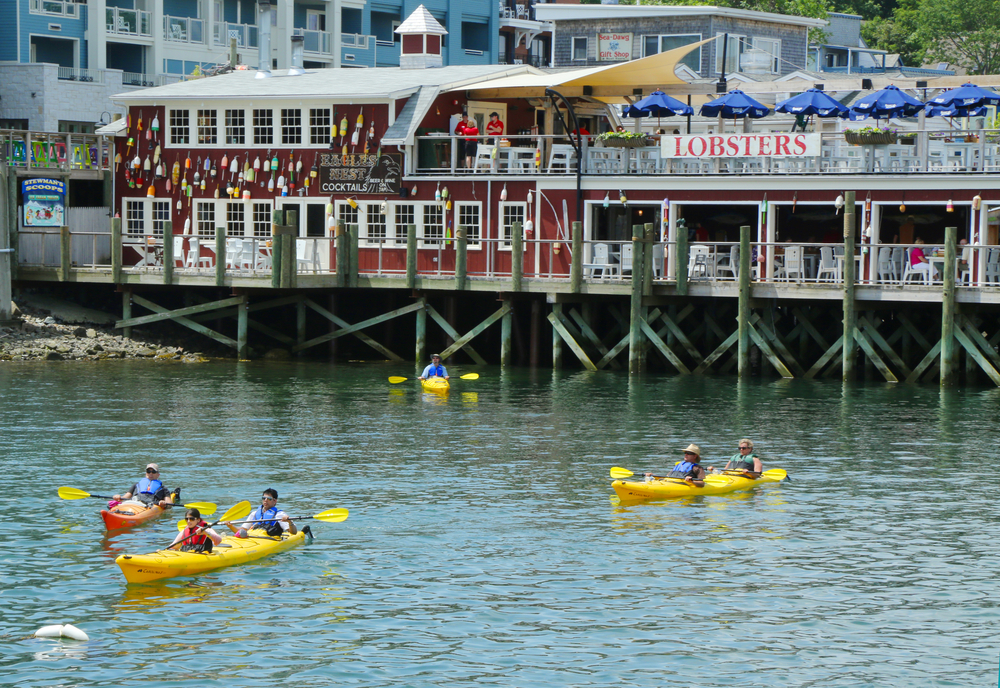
[418,353,449,381]
[709,438,763,476]
[113,463,171,508]
[648,444,706,487]
[227,488,297,538]
[909,237,938,281]
[462,115,479,170]
[170,508,222,552]
[486,112,504,141]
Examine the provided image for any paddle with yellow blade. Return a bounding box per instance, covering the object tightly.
[608,467,732,486]
[171,500,252,548]
[389,373,480,384]
[719,468,790,481]
[610,467,787,484]
[58,487,217,514]
[177,507,349,531]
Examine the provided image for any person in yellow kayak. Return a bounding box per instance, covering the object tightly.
[709,438,763,476]
[170,508,223,552]
[647,444,706,487]
[418,353,449,381]
[112,463,171,508]
[227,488,298,538]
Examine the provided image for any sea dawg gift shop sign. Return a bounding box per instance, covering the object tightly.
[597,32,632,61]
[661,134,822,159]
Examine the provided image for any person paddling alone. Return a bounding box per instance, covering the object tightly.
[227,488,297,538]
[170,508,222,552]
[710,438,763,477]
[113,463,171,508]
[648,444,706,487]
[418,353,449,381]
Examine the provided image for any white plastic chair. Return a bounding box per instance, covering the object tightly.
[902,248,932,284]
[186,237,213,269]
[620,243,633,276]
[816,246,837,282]
[876,246,895,284]
[172,235,186,267]
[716,245,738,280]
[890,247,905,281]
[776,246,805,282]
[547,144,576,172]
[651,243,664,277]
[297,238,320,273]
[985,248,1000,284]
[582,242,613,279]
[473,144,494,172]
[688,244,711,279]
[225,238,243,269]
[958,245,971,285]
[239,239,257,272]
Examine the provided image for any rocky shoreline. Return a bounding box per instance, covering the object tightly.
[0,300,209,362]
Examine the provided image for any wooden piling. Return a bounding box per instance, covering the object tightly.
[842,191,857,381]
[236,293,248,360]
[59,226,70,281]
[501,298,512,367]
[677,218,689,296]
[415,296,427,365]
[336,220,348,288]
[643,223,655,296]
[941,225,957,384]
[296,299,306,353]
[570,221,582,293]
[270,210,282,288]
[628,224,646,374]
[737,225,751,377]
[215,225,226,287]
[406,223,417,289]
[283,210,298,289]
[111,217,122,283]
[348,223,359,288]
[162,221,173,284]
[455,226,467,290]
[122,289,132,339]
[511,221,523,292]
[552,302,563,369]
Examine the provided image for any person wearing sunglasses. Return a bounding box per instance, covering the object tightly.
[170,508,222,552]
[227,488,297,538]
[647,444,706,487]
[710,439,763,477]
[113,463,172,508]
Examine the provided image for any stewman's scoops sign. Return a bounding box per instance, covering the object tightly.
[319,153,400,194]
[597,32,632,61]
[661,134,822,158]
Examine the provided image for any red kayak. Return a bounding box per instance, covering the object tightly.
[100,490,179,530]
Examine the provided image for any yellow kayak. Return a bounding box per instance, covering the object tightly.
[420,377,450,394]
[612,468,787,501]
[115,529,307,583]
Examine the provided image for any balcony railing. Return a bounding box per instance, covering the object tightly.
[341,33,371,49]
[106,7,151,37]
[214,22,258,49]
[499,53,549,68]
[292,28,332,55]
[0,130,111,172]
[57,67,104,84]
[413,131,1000,177]
[31,0,80,18]
[164,16,205,44]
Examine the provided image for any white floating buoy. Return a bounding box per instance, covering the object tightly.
[34,624,89,641]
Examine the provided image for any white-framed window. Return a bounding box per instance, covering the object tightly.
[752,37,781,73]
[226,201,245,236]
[253,108,273,145]
[252,202,272,237]
[715,33,748,75]
[225,109,245,145]
[456,201,482,249]
[394,203,414,247]
[196,200,216,238]
[499,202,526,249]
[281,108,302,145]
[364,202,387,246]
[169,109,189,145]
[422,204,444,247]
[643,34,702,73]
[124,198,171,237]
[337,202,360,231]
[197,109,217,145]
[572,37,587,61]
[310,108,331,145]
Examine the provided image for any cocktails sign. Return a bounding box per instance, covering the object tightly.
[22,178,65,227]
[318,153,401,194]
[661,134,821,158]
[597,33,632,62]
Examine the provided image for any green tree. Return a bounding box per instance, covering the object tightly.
[623,0,833,43]
[916,0,1000,74]
[860,0,925,67]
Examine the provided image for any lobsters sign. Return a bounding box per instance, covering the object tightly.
[661,133,821,158]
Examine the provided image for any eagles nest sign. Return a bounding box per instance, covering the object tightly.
[318,153,401,195]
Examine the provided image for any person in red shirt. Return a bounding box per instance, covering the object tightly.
[454,115,468,167]
[462,115,479,169]
[486,112,504,142]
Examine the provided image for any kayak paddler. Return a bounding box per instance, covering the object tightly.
[227,488,297,538]
[113,463,171,508]
[418,354,449,381]
[708,438,763,477]
[170,508,222,552]
[647,444,706,487]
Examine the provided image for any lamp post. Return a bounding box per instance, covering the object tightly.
[544,88,583,225]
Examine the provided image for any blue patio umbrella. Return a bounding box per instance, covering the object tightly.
[774,88,849,118]
[700,90,770,119]
[924,104,988,118]
[622,90,694,118]
[846,84,925,121]
[927,82,1000,109]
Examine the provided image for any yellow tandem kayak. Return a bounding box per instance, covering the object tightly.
[611,468,787,501]
[115,529,307,584]
[420,377,450,394]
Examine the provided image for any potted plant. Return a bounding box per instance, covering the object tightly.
[597,131,653,148]
[844,125,898,146]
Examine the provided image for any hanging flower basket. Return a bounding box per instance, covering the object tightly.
[602,136,653,149]
[845,131,898,146]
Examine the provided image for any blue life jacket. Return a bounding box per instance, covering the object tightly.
[249,504,283,536]
[136,477,163,495]
[427,364,445,377]
[669,461,700,478]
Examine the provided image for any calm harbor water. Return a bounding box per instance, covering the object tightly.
[2,361,999,687]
